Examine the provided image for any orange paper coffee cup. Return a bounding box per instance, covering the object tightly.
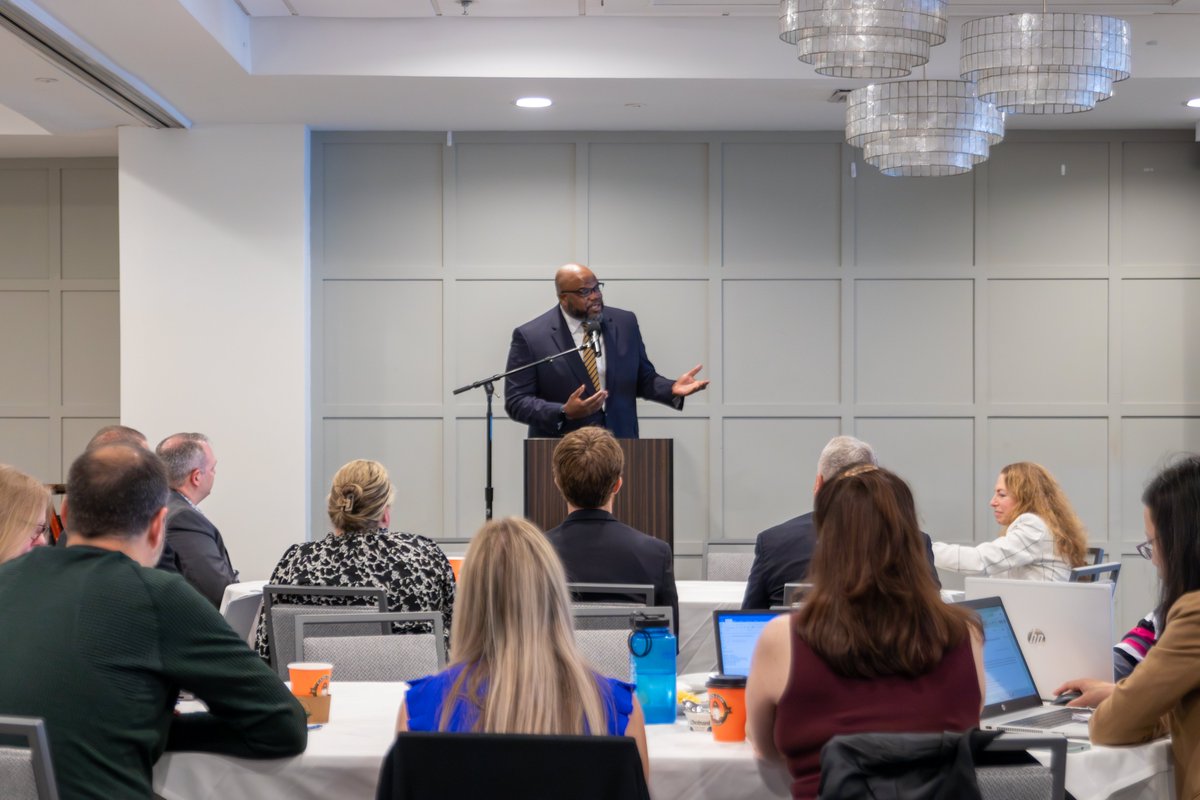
[448,557,463,581]
[288,661,332,697]
[707,675,747,743]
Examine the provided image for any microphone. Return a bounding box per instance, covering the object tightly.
[583,319,603,357]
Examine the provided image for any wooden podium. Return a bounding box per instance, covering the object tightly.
[524,438,674,550]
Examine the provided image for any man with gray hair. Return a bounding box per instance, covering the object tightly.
[155,432,238,606]
[741,435,939,609]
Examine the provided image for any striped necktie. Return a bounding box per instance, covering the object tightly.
[581,329,601,392]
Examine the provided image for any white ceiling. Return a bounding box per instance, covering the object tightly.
[0,0,1198,157]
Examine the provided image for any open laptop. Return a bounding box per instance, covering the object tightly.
[958,596,1093,740]
[965,577,1114,698]
[713,609,787,677]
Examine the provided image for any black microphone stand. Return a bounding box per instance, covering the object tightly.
[452,340,595,522]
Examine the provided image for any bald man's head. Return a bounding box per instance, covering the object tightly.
[66,445,169,540]
[555,263,604,321]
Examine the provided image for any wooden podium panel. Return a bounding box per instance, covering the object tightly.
[524,438,674,550]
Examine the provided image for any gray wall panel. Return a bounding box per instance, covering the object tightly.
[61,168,118,280]
[855,166,974,267]
[1121,142,1200,266]
[721,143,840,269]
[588,143,707,271]
[62,291,119,407]
[0,168,50,279]
[1122,279,1200,404]
[0,418,51,481]
[0,291,50,407]
[1120,418,1200,537]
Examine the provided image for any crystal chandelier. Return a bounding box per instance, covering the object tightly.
[778,0,948,79]
[845,80,1005,177]
[960,13,1131,114]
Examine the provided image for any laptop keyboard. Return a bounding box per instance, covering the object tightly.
[1006,708,1085,729]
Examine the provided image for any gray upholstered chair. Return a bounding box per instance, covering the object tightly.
[262,584,389,678]
[296,611,446,682]
[0,716,60,800]
[566,582,654,607]
[977,734,1067,800]
[782,582,813,607]
[703,540,757,581]
[221,591,263,646]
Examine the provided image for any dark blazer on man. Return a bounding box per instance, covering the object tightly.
[741,512,941,609]
[504,305,679,439]
[543,508,679,631]
[156,490,238,607]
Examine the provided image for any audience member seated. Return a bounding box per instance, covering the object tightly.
[745,465,984,800]
[396,516,650,780]
[54,424,149,548]
[742,435,939,610]
[1113,608,1160,680]
[542,426,678,629]
[933,461,1087,581]
[0,445,306,799]
[1055,455,1200,800]
[155,432,239,605]
[0,464,50,563]
[255,459,455,662]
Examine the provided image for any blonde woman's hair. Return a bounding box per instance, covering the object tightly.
[440,517,609,735]
[327,460,394,533]
[1000,462,1088,568]
[0,465,49,563]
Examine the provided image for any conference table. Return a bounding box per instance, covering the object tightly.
[152,682,1173,800]
[676,580,748,675]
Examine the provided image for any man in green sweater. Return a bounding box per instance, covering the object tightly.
[0,444,307,798]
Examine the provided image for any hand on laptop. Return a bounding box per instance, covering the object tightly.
[1052,678,1116,708]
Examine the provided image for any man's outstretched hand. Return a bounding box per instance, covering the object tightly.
[672,364,710,398]
[563,384,608,420]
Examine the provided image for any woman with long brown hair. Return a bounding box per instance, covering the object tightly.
[395,516,649,778]
[933,461,1088,581]
[746,465,983,799]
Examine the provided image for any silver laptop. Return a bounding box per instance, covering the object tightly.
[713,609,787,677]
[965,577,1114,699]
[959,596,1093,740]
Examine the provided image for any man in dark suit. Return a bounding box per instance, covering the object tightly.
[504,263,708,438]
[543,426,679,630]
[742,436,940,609]
[155,432,238,607]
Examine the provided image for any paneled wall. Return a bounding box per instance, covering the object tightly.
[313,131,1199,630]
[0,158,120,482]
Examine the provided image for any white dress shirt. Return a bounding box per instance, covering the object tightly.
[561,308,607,392]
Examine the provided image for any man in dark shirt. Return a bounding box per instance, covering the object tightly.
[0,444,306,799]
[543,426,680,631]
[742,436,940,609]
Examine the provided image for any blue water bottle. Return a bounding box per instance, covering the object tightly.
[628,612,677,725]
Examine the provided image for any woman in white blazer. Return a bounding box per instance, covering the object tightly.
[933,461,1088,581]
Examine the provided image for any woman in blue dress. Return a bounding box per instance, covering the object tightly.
[395,516,649,780]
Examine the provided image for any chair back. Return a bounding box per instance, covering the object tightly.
[571,605,672,680]
[297,611,446,682]
[263,585,388,678]
[702,540,757,581]
[1085,546,1106,565]
[377,732,651,800]
[1069,562,1121,587]
[977,735,1066,800]
[0,716,60,800]
[567,582,654,607]
[221,592,264,646]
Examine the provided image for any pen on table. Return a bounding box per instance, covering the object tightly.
[307,724,323,730]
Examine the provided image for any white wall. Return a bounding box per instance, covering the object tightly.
[119,125,311,581]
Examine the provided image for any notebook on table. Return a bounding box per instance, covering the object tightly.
[964,577,1114,698]
[712,608,787,677]
[957,596,1093,740]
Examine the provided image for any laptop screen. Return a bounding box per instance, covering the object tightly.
[957,596,1044,717]
[714,609,786,677]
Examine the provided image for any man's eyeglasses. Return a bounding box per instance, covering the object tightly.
[1136,540,1153,560]
[31,522,49,540]
[559,282,604,299]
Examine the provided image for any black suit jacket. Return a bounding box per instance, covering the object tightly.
[741,512,941,609]
[503,306,680,439]
[543,508,679,631]
[156,490,238,607]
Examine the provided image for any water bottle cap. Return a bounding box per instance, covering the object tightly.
[630,612,669,630]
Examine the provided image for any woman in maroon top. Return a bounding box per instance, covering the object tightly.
[745,465,985,799]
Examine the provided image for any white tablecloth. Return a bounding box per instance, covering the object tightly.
[219,580,268,614]
[676,580,747,675]
[153,682,1173,800]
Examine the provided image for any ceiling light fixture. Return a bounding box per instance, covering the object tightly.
[960,13,1131,114]
[515,97,552,109]
[1186,98,1200,109]
[779,0,948,79]
[846,80,1005,177]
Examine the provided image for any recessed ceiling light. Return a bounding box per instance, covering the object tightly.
[515,97,552,109]
[34,77,58,84]
[1186,97,1200,108]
